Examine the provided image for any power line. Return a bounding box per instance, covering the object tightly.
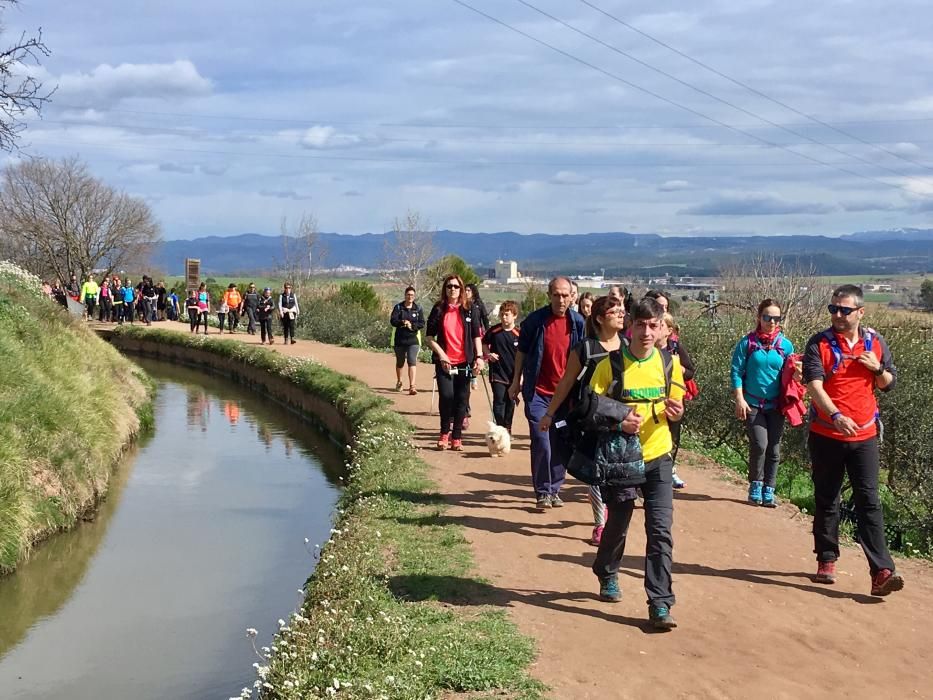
[33,117,933,150]
[577,0,933,174]
[48,103,933,131]
[511,0,930,188]
[449,0,927,198]
[30,135,888,170]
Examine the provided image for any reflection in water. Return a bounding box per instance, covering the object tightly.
[0,359,343,699]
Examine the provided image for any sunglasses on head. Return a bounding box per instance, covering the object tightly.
[761,314,783,323]
[828,304,860,316]
[445,283,461,290]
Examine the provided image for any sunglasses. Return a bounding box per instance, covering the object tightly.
[445,284,461,290]
[761,314,783,323]
[828,304,860,316]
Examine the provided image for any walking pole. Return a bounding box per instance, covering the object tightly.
[430,376,438,415]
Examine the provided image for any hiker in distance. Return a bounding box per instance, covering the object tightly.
[731,299,796,506]
[390,286,424,395]
[803,285,904,597]
[425,274,485,451]
[508,276,585,510]
[279,282,300,344]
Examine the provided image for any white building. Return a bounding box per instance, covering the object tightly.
[495,260,523,285]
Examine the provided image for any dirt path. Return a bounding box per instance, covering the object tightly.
[161,325,933,699]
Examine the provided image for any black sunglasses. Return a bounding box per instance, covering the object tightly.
[445,284,461,290]
[828,304,860,316]
[761,314,782,323]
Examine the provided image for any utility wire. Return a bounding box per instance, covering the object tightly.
[31,135,880,169]
[35,117,933,150]
[577,0,933,173]
[449,0,926,198]
[48,103,933,131]
[512,0,930,188]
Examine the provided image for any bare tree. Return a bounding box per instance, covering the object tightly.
[277,212,326,298]
[0,156,161,282]
[0,1,53,152]
[382,209,435,294]
[716,253,832,333]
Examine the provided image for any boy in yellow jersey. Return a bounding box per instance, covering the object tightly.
[587,297,684,629]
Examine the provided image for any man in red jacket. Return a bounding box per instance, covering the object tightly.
[802,284,902,597]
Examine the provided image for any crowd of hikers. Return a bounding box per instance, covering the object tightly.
[44,274,302,345]
[390,277,904,630]
[43,269,905,629]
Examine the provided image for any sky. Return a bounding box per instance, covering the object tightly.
[5,0,933,240]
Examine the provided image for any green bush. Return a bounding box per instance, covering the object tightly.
[297,293,391,350]
[335,280,381,314]
[680,311,933,557]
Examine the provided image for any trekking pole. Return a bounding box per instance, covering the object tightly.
[430,376,438,415]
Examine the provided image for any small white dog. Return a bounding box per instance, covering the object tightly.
[485,421,511,457]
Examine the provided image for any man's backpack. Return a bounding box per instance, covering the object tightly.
[809,327,882,435]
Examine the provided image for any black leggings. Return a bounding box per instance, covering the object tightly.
[491,381,515,430]
[188,309,200,331]
[260,318,274,342]
[281,315,296,342]
[123,301,135,323]
[227,309,240,331]
[437,363,471,440]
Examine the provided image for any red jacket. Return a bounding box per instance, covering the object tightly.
[779,353,806,427]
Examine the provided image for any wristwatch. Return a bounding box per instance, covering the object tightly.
[874,365,885,376]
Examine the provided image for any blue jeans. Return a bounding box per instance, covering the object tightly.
[524,392,566,498]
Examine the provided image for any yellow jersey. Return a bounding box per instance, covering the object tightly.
[589,347,685,462]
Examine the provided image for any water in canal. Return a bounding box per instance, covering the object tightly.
[0,359,344,699]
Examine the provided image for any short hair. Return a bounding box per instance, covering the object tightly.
[579,291,595,303]
[570,280,579,291]
[404,286,416,295]
[632,298,664,321]
[585,295,622,338]
[548,276,572,294]
[757,298,780,316]
[832,284,864,306]
[644,289,669,304]
[499,300,518,316]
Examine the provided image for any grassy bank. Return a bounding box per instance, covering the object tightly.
[111,326,541,700]
[0,262,152,574]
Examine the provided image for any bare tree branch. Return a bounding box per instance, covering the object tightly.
[0,156,161,281]
[382,209,435,295]
[277,212,325,298]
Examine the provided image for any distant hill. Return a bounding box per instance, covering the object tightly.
[152,228,933,277]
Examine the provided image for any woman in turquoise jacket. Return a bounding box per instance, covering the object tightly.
[730,298,795,507]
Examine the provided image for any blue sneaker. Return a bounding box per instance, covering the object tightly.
[762,486,778,508]
[748,480,763,505]
[598,575,622,603]
[649,605,677,630]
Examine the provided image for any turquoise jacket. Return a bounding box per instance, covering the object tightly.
[730,333,795,409]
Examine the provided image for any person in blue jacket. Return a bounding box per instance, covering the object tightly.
[730,298,795,507]
[508,277,585,510]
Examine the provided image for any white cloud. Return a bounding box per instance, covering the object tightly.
[679,191,837,216]
[548,170,590,186]
[658,180,691,192]
[299,125,365,150]
[55,60,211,105]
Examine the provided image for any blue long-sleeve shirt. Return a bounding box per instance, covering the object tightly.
[730,333,795,409]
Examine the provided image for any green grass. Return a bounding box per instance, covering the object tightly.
[112,326,542,700]
[0,270,151,573]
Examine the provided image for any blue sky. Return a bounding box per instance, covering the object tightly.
[6,0,933,239]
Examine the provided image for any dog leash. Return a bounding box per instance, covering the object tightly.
[480,371,495,415]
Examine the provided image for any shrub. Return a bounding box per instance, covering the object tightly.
[335,280,381,314]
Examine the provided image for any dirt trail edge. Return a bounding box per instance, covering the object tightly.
[168,327,933,699]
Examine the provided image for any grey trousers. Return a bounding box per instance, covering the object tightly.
[746,407,785,488]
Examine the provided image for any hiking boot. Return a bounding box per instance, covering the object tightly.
[436,433,450,450]
[535,495,551,511]
[870,569,904,597]
[649,605,678,630]
[395,380,403,392]
[290,339,296,345]
[762,486,778,508]
[450,439,463,451]
[591,525,604,546]
[748,480,763,505]
[672,471,686,489]
[814,560,837,584]
[549,494,564,508]
[598,575,622,602]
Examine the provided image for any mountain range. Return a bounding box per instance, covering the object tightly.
[152,228,933,277]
